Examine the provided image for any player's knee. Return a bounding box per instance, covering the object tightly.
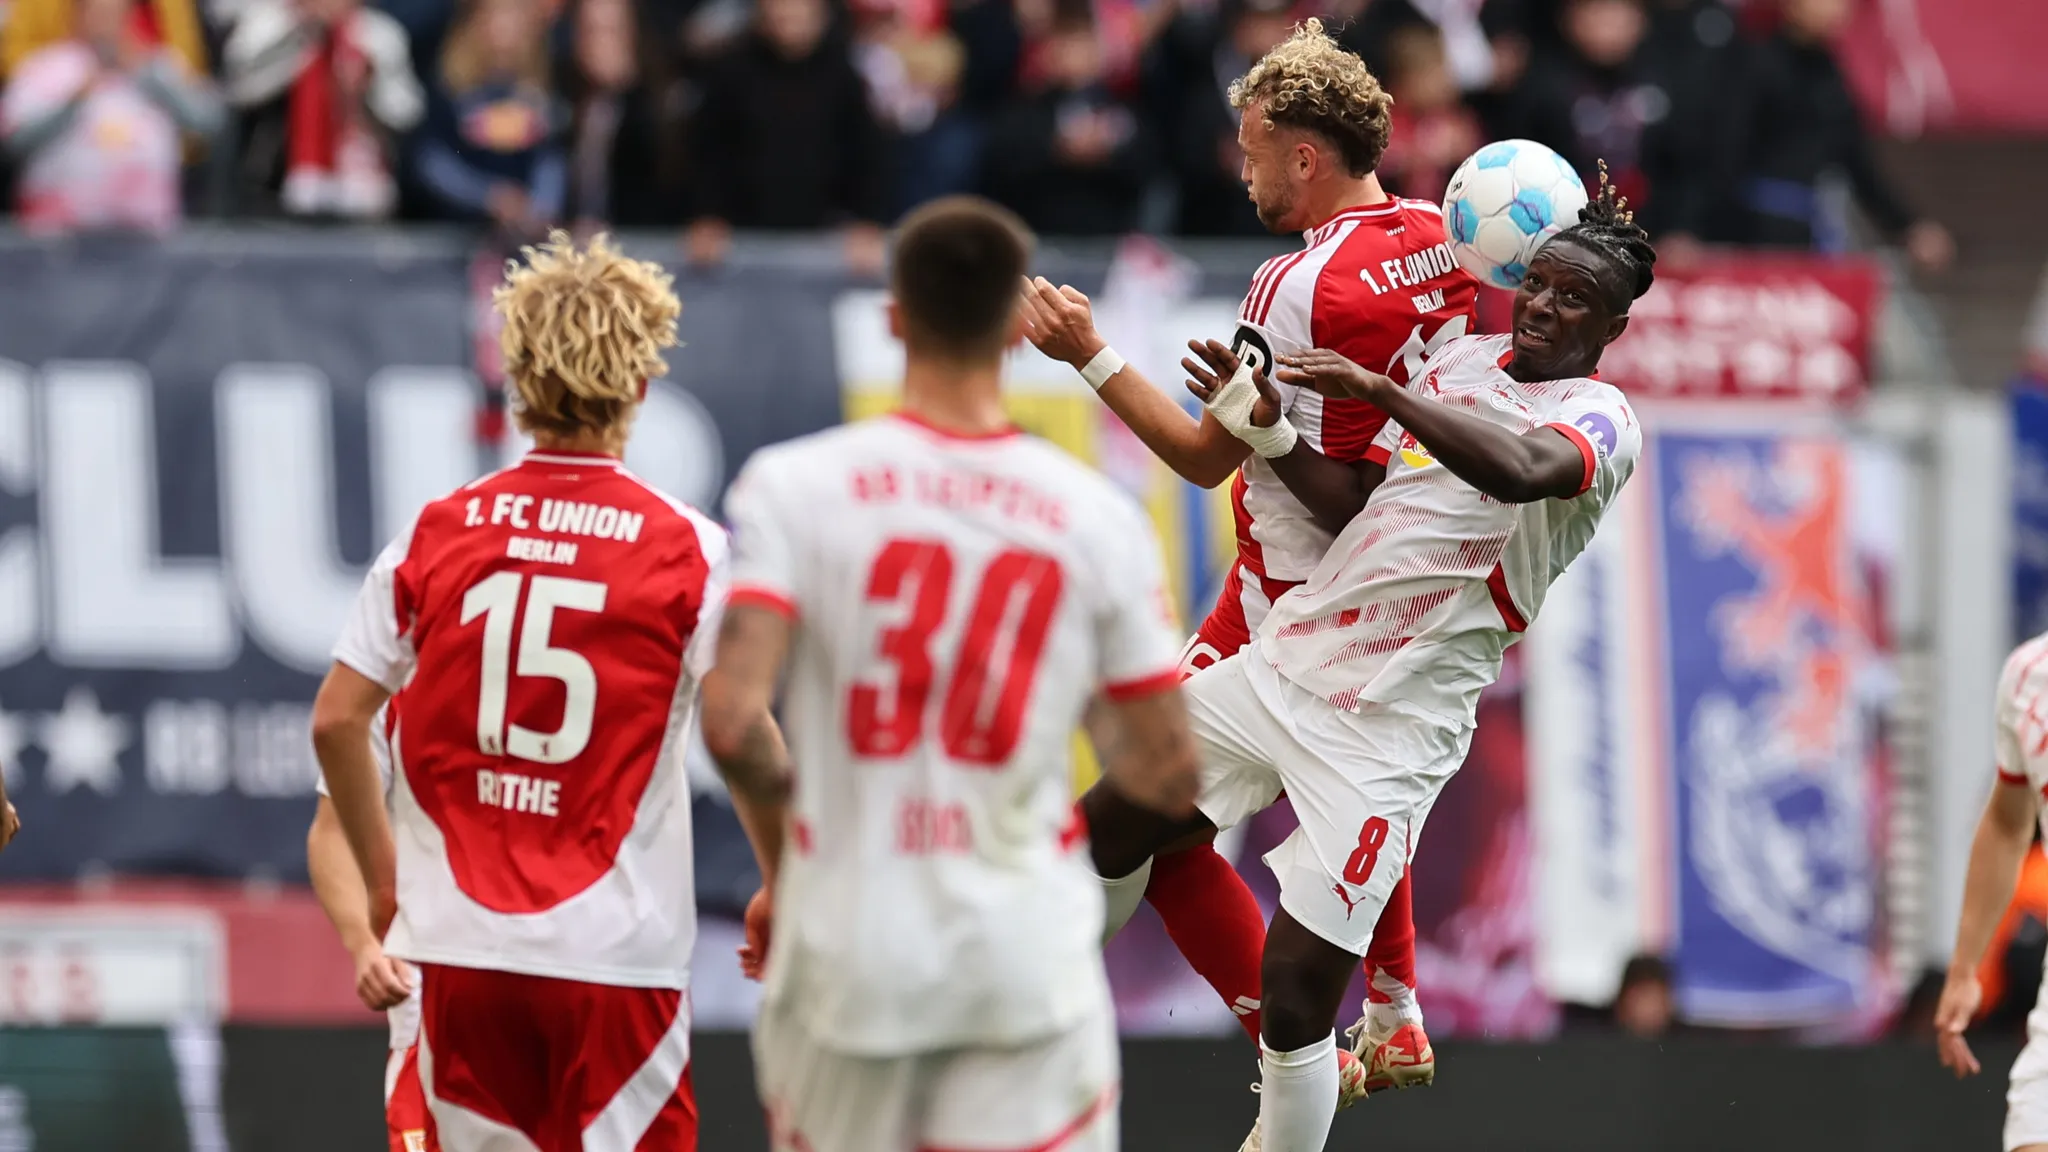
[1259,937,1352,1052]
[1079,785,1149,879]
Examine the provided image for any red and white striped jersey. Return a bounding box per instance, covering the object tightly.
[332,449,728,990]
[1256,333,1640,724]
[1996,633,2048,820]
[724,412,1183,1056]
[1228,197,1480,581]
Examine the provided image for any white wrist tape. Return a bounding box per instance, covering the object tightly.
[1205,359,1299,458]
[1079,346,1126,391]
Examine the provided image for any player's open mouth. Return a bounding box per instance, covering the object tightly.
[1515,323,1553,348]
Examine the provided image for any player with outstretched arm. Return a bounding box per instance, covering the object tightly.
[701,197,1202,1152]
[1937,632,2048,1152]
[311,233,717,1151]
[1080,173,1653,1152]
[1021,17,1474,1098]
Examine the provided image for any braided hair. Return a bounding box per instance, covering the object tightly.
[1550,160,1657,311]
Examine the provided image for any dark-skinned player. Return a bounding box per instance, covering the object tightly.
[1085,165,1654,1152]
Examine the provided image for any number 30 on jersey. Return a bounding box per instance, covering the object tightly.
[848,538,1064,765]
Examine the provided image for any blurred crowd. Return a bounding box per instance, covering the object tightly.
[0,0,1952,271]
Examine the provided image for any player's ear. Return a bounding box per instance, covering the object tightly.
[1600,312,1630,349]
[886,299,904,342]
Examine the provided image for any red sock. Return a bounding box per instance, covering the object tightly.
[1363,870,1417,1003]
[1144,844,1267,1045]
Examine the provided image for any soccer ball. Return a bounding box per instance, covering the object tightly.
[1441,140,1590,291]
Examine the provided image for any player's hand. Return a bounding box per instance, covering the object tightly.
[1276,349,1394,404]
[1019,276,1106,370]
[352,940,415,1011]
[1933,967,1982,1074]
[0,802,18,851]
[1181,339,1280,427]
[1935,969,1984,1078]
[737,887,773,981]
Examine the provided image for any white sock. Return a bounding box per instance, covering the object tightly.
[1257,1033,1337,1152]
[1099,857,1153,946]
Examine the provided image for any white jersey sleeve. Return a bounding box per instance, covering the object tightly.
[682,523,732,680]
[1544,390,1643,503]
[1084,491,1184,699]
[332,517,420,692]
[724,450,803,620]
[1997,635,2048,793]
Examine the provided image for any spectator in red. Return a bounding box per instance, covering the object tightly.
[1711,0,1952,272]
[222,0,424,218]
[559,0,688,229]
[1374,21,1481,200]
[0,0,220,233]
[984,0,1152,235]
[686,0,889,271]
[1147,0,1294,236]
[412,0,563,235]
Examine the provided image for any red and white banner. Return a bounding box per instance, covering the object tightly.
[1599,257,1884,403]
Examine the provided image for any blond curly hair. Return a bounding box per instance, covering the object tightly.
[1227,18,1394,178]
[494,231,680,439]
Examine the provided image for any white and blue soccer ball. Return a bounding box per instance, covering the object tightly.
[1442,140,1590,290]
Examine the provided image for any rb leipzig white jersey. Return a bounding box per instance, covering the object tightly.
[1993,632,2048,1096]
[332,450,728,990]
[1257,333,1640,724]
[1995,632,2048,835]
[1229,198,1479,582]
[724,412,1184,1057]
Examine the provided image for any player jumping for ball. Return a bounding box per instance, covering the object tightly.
[1022,17,1476,1100]
[1080,171,1654,1152]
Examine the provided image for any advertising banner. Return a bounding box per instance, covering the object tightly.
[1600,258,1883,403]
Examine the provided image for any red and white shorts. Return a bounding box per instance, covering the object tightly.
[416,964,696,1152]
[387,991,437,1152]
[1177,563,1301,679]
[755,998,1119,1152]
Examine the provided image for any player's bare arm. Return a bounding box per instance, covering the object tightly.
[1020,276,1251,488]
[310,662,399,935]
[701,602,797,977]
[1280,349,1586,504]
[1093,689,1203,821]
[1937,778,2038,1078]
[1184,338,1386,533]
[307,797,414,1011]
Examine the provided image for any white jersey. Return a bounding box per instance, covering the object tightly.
[1227,198,1479,582]
[332,451,728,990]
[316,705,420,1051]
[1996,632,2048,830]
[1257,333,1641,725]
[1995,632,2048,1113]
[724,412,1184,1057]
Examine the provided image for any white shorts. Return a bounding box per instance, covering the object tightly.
[2009,1012,2048,1149]
[754,998,1119,1152]
[1184,650,1471,956]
